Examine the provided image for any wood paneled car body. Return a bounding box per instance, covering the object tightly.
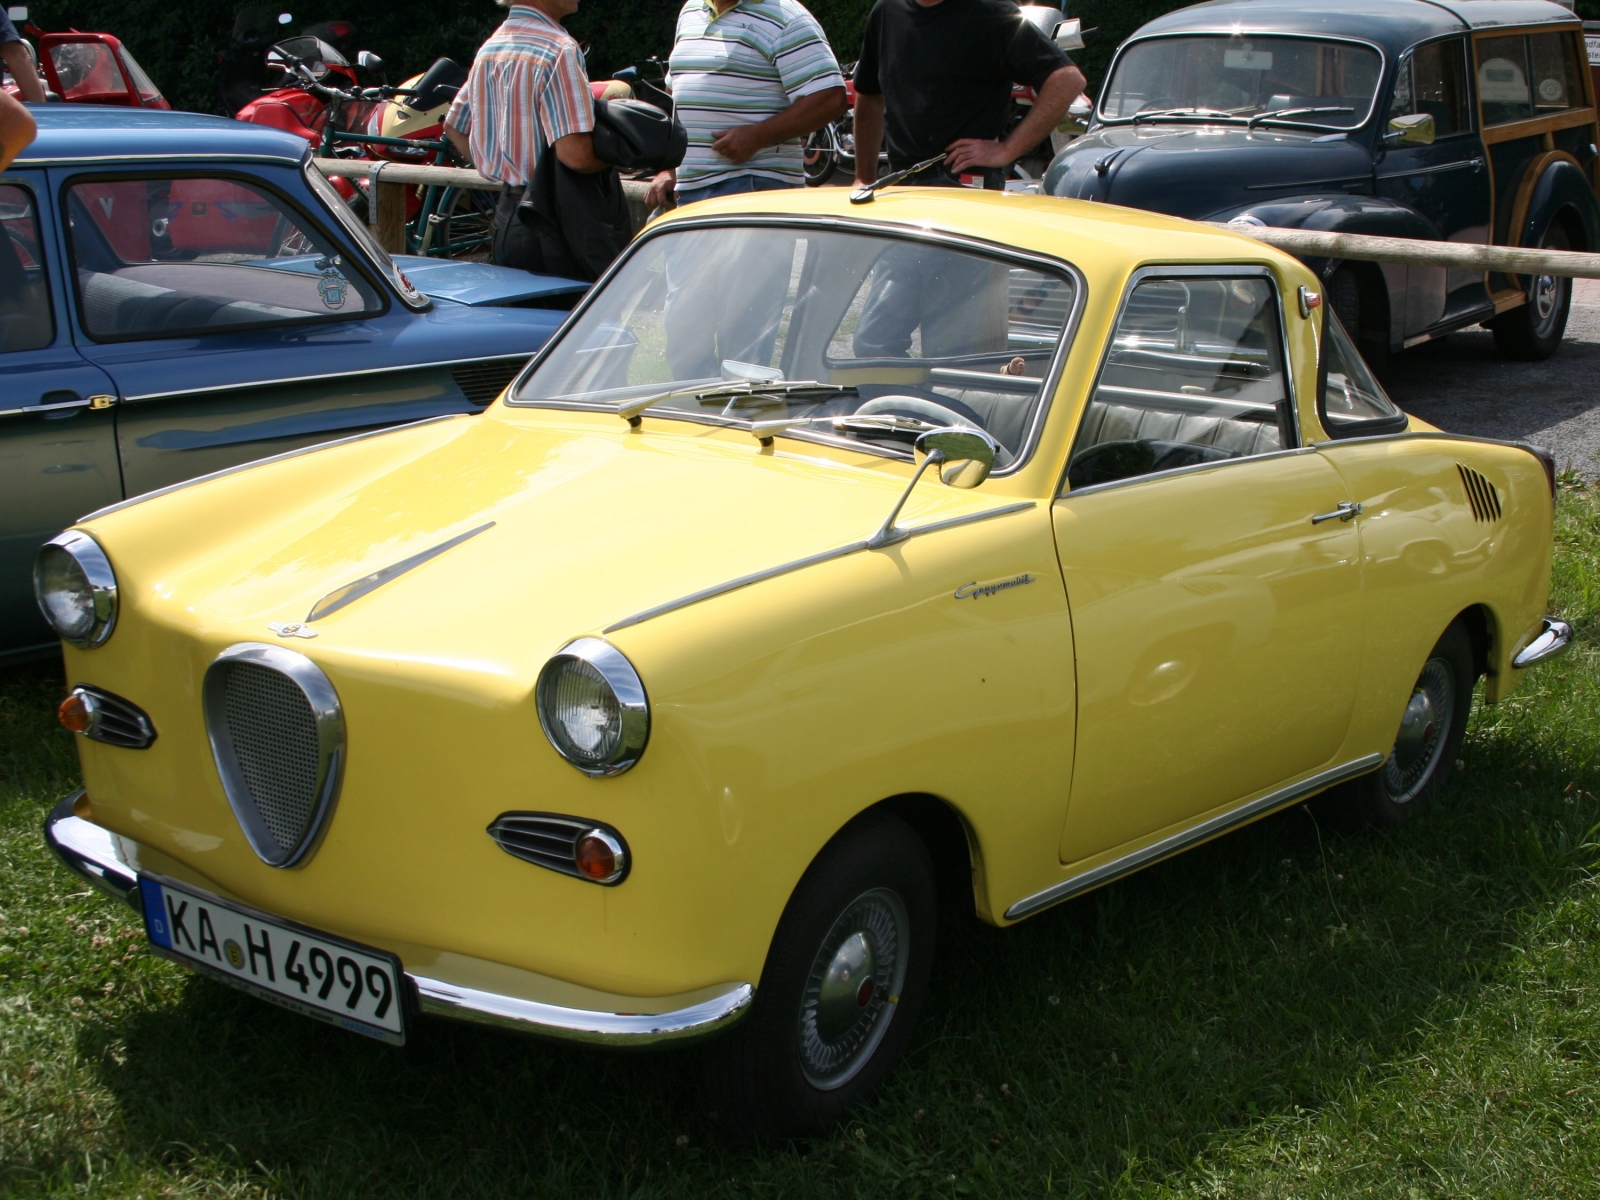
[43,186,1570,1137]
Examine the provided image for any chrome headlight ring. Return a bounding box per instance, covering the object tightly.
[33,530,119,649]
[535,638,650,777]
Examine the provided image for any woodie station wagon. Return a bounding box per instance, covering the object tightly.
[42,184,1571,1137]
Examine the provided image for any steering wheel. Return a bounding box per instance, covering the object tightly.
[855,393,988,429]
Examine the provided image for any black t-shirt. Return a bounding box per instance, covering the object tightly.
[854,0,1071,169]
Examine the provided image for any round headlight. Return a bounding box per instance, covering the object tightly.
[33,531,118,649]
[535,638,649,776]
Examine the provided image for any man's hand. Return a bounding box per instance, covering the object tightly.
[0,89,36,174]
[943,137,1011,174]
[645,169,676,209]
[710,123,768,165]
[712,87,847,164]
[945,64,1087,176]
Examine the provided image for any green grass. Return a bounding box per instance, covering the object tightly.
[7,489,1600,1198]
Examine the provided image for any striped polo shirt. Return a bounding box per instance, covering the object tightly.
[445,5,594,188]
[669,0,844,191]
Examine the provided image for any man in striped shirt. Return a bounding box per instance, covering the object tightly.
[644,0,847,209]
[443,0,606,270]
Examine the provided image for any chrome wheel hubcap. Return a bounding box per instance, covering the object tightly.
[798,887,909,1090]
[1383,657,1455,803]
[1534,273,1560,324]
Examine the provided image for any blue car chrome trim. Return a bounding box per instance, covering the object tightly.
[43,796,753,1046]
[1004,754,1385,920]
[1513,618,1573,668]
[603,501,1037,634]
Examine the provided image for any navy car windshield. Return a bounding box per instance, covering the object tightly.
[1101,36,1382,129]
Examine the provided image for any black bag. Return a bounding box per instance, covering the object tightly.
[515,144,634,282]
[590,98,687,172]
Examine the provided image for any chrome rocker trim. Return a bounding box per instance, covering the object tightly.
[1513,618,1573,669]
[1005,754,1385,920]
[43,795,752,1046]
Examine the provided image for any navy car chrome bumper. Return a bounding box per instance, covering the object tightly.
[43,794,753,1046]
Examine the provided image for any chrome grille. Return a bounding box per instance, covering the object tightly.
[1458,464,1503,522]
[204,644,344,868]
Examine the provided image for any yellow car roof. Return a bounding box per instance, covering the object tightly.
[651,187,1302,279]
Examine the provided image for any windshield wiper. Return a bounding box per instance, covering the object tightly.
[615,381,857,427]
[1246,105,1355,130]
[1131,107,1242,125]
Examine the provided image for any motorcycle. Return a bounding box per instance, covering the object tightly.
[2,6,169,107]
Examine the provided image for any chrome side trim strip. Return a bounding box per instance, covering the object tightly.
[78,414,461,523]
[1512,618,1573,668]
[123,354,530,404]
[1004,754,1384,920]
[412,976,754,1046]
[0,397,93,419]
[603,501,1036,634]
[43,800,753,1046]
[307,521,496,622]
[17,153,303,168]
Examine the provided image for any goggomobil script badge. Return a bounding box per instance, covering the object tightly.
[954,573,1038,600]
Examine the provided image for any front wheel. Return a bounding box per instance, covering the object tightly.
[1330,621,1477,828]
[1492,222,1573,361]
[803,127,839,187]
[703,811,936,1139]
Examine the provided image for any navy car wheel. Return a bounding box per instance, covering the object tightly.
[1492,223,1573,361]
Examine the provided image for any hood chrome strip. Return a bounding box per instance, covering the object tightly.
[1004,753,1383,921]
[604,501,1035,635]
[307,521,496,623]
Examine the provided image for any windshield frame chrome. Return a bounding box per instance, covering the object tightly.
[1095,32,1389,132]
[504,213,1087,479]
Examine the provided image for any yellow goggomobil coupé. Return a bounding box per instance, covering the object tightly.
[39,186,1571,1137]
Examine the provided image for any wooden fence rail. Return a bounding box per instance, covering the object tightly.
[311,158,1600,280]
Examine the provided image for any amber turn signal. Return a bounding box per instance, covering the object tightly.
[574,829,627,884]
[58,690,96,735]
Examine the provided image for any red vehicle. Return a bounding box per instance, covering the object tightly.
[1,9,168,107]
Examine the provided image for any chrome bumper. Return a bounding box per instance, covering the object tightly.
[1513,618,1574,669]
[43,795,752,1047]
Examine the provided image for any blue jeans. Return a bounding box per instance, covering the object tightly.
[675,174,796,207]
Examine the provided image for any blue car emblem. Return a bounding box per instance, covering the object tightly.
[318,270,348,309]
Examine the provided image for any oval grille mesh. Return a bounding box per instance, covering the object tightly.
[220,661,323,858]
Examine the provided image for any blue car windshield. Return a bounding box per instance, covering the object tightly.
[1101,36,1382,129]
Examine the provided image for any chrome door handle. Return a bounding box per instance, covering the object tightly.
[1311,501,1362,524]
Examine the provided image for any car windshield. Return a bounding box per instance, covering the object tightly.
[511,224,1078,470]
[1101,36,1383,129]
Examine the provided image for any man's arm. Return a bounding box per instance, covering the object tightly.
[943,63,1085,174]
[0,89,36,172]
[443,122,471,162]
[852,91,885,186]
[2,41,45,103]
[554,131,607,173]
[710,86,847,164]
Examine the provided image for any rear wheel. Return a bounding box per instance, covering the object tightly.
[1328,621,1477,828]
[703,811,936,1140]
[1492,222,1572,361]
[803,127,839,187]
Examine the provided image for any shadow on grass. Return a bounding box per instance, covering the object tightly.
[65,708,1597,1198]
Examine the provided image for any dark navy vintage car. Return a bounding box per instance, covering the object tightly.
[1,107,586,662]
[1046,0,1600,364]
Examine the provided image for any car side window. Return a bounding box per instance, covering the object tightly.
[1392,40,1471,136]
[1318,308,1405,435]
[0,184,54,355]
[65,176,380,342]
[1477,32,1585,126]
[1065,275,1292,492]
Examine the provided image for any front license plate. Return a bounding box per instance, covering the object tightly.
[138,873,406,1044]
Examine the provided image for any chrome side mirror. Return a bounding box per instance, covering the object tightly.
[357,50,383,71]
[915,426,998,489]
[1386,112,1435,146]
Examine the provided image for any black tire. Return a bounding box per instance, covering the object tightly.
[803,128,838,187]
[1328,264,1389,371]
[1492,221,1573,361]
[703,811,936,1140]
[1332,621,1477,828]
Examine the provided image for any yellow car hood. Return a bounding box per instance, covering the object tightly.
[91,409,1008,679]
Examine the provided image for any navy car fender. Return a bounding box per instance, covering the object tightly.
[1516,155,1600,252]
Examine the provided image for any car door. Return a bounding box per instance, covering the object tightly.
[1052,268,1361,866]
[52,166,488,498]
[0,169,122,659]
[1375,37,1493,331]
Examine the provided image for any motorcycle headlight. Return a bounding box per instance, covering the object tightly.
[33,530,118,649]
[536,638,649,776]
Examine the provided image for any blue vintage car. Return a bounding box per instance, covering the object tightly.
[1045,0,1600,364]
[1,106,585,662]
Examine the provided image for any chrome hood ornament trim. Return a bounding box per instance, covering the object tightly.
[306,521,495,623]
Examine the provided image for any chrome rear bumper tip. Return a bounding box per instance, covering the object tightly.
[42,798,753,1047]
[1513,618,1573,669]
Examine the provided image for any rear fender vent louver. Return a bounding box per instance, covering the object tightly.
[487,812,630,885]
[451,358,527,406]
[1458,464,1503,523]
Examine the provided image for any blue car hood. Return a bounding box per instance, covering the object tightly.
[392,256,589,307]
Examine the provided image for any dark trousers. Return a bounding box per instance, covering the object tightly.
[492,189,545,273]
